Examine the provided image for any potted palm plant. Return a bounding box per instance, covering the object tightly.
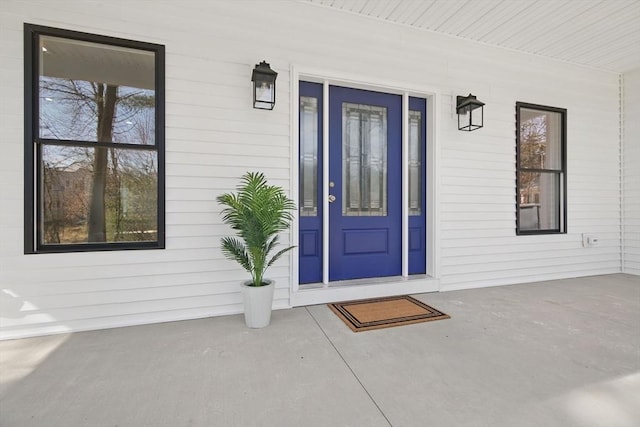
[216,172,295,328]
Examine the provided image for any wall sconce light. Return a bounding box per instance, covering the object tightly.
[456,94,484,131]
[251,61,278,110]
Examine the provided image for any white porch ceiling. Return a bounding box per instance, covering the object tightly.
[302,0,640,73]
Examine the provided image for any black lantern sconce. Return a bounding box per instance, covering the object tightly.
[456,94,485,131]
[251,61,278,110]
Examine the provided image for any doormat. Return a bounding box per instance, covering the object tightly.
[328,295,449,332]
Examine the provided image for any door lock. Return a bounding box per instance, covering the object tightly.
[328,194,336,203]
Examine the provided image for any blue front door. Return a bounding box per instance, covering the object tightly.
[298,82,426,284]
[328,86,402,281]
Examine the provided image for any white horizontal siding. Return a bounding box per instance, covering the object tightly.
[623,69,640,275]
[0,0,626,339]
[437,37,621,289]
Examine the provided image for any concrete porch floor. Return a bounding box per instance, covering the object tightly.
[1,274,639,427]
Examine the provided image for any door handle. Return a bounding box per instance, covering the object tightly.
[328,194,336,203]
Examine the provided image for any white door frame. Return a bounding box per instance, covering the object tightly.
[289,65,441,306]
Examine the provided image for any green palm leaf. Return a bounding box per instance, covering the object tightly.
[217,172,296,287]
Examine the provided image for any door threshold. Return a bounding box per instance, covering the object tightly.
[291,275,439,307]
[300,274,429,290]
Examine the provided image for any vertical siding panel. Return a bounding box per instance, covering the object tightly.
[623,69,640,275]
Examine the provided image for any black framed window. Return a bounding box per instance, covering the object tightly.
[516,102,567,234]
[24,24,165,253]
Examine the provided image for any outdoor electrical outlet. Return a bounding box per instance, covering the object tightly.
[582,234,599,247]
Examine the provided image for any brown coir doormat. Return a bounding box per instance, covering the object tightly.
[328,295,449,332]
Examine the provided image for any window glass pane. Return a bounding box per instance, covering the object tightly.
[299,96,318,217]
[409,110,422,216]
[519,108,562,170]
[41,145,158,244]
[39,35,155,144]
[518,172,559,231]
[342,103,387,217]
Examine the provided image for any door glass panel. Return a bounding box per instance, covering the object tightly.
[299,96,318,216]
[409,110,422,216]
[342,103,387,217]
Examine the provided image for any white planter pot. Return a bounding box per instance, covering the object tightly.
[240,279,275,328]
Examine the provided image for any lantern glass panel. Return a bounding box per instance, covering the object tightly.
[255,81,274,103]
[470,107,483,129]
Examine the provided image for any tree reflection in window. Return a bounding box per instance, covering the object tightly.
[26,25,164,251]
